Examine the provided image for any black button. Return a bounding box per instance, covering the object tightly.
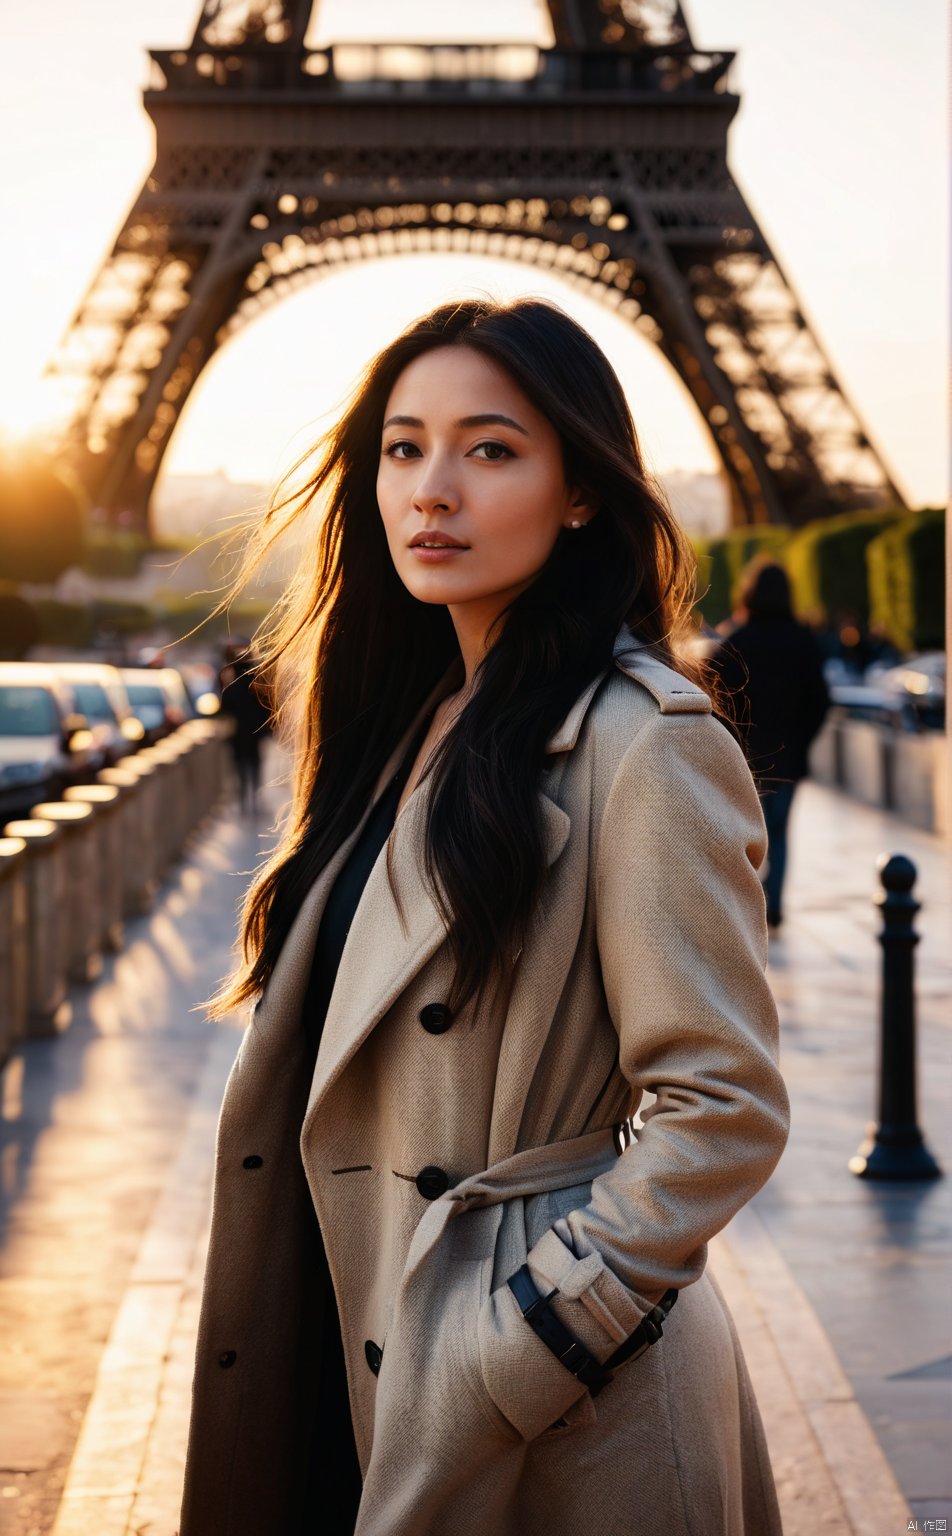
[419,1003,452,1034]
[218,1350,237,1369]
[242,1154,264,1170]
[415,1165,450,1200]
[364,1340,383,1376]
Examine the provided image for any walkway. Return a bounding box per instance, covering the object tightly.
[0,763,948,1535]
[713,782,951,1535]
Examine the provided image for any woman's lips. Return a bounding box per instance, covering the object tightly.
[409,545,469,563]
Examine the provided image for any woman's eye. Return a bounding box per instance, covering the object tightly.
[382,439,512,461]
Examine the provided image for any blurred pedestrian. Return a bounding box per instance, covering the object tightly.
[710,560,830,929]
[218,642,272,814]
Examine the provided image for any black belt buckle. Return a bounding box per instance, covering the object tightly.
[604,1288,679,1372]
[612,1118,635,1155]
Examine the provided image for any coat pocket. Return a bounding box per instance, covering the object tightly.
[444,1201,596,1447]
[473,1192,599,1445]
[476,1280,596,1443]
[443,1211,522,1445]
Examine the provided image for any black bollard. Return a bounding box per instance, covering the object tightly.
[849,854,942,1180]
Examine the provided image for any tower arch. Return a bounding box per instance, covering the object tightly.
[42,1,905,532]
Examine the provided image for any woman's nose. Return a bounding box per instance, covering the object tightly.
[411,467,460,515]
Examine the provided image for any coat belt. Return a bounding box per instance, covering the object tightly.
[401,1125,624,1285]
[450,1125,622,1207]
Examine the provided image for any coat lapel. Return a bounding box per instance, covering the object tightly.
[301,764,571,1131]
[485,630,665,1158]
[245,664,460,1069]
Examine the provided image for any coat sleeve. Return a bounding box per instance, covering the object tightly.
[523,705,791,1361]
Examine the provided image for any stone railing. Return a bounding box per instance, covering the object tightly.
[0,720,228,1069]
[809,713,949,836]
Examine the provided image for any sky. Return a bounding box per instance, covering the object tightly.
[0,0,947,516]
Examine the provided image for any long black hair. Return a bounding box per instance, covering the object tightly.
[208,295,706,1021]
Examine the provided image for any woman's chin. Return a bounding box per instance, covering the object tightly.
[405,582,465,607]
[401,571,482,607]
[399,564,538,612]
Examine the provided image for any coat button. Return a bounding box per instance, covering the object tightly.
[364,1340,383,1376]
[415,1165,450,1200]
[419,1002,452,1034]
[218,1350,237,1369]
[242,1154,264,1169]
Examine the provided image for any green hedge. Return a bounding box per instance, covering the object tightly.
[19,594,269,651]
[82,531,155,578]
[31,598,158,645]
[156,596,271,644]
[692,536,731,626]
[866,506,946,651]
[0,592,42,656]
[781,507,907,629]
[690,504,943,645]
[33,599,96,647]
[687,503,939,635]
[693,526,792,627]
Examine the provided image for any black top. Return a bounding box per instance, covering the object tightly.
[708,617,830,784]
[297,708,435,1532]
[301,707,435,1056]
[217,655,272,749]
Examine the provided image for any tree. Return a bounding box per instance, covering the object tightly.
[0,448,87,582]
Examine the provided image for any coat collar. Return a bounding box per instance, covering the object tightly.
[543,624,640,754]
[540,622,712,751]
[394,623,676,765]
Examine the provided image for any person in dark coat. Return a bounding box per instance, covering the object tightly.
[217,643,272,814]
[709,561,830,929]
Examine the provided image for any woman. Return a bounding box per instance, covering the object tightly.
[179,297,790,1536]
[710,559,830,929]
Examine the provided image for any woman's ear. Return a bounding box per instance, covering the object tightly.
[562,484,599,531]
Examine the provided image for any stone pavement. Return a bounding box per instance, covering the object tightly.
[0,747,288,1536]
[713,782,951,1536]
[0,755,949,1535]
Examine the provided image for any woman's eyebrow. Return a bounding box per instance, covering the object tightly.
[382,412,530,436]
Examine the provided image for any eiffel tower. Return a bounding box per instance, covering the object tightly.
[44,0,906,534]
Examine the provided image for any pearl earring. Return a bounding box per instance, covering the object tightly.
[569,518,583,529]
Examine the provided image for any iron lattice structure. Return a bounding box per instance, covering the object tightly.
[45,0,906,531]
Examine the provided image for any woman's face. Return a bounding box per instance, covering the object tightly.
[376,346,590,624]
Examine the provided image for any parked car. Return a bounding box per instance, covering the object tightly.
[51,662,145,765]
[178,662,221,717]
[866,651,945,731]
[826,650,946,733]
[120,667,195,745]
[0,663,99,822]
[826,683,914,731]
[157,666,199,724]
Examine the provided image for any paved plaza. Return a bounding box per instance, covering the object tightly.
[0,747,949,1536]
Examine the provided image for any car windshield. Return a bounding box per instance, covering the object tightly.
[71,682,117,723]
[163,673,194,713]
[0,686,58,736]
[125,683,165,708]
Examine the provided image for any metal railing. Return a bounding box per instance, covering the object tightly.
[0,720,228,1064]
[147,44,735,99]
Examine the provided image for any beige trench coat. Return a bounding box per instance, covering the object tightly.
[180,625,791,1536]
